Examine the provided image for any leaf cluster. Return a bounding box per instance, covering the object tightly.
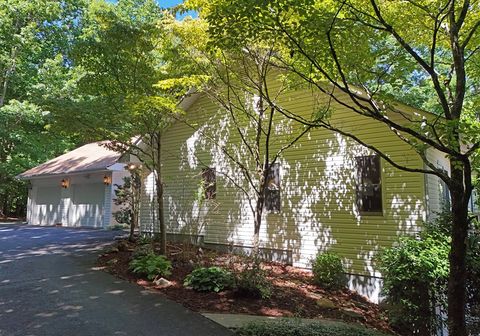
[129,253,172,280]
[378,212,451,334]
[235,319,389,336]
[183,266,234,292]
[235,260,272,299]
[311,252,348,290]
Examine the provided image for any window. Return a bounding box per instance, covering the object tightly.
[265,163,281,212]
[202,167,216,199]
[356,155,382,213]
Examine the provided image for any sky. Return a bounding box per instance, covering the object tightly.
[161,0,184,7]
[108,0,196,18]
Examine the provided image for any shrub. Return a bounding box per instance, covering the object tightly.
[138,235,154,245]
[466,220,480,335]
[184,266,234,292]
[235,320,389,336]
[311,252,347,290]
[378,209,480,335]
[129,253,172,280]
[378,234,449,335]
[131,243,154,259]
[235,260,272,299]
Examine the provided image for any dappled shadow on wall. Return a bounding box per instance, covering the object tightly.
[141,103,425,302]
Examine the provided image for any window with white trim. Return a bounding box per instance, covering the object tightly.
[356,155,382,213]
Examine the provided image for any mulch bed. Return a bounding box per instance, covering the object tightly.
[97,238,393,334]
[0,217,24,222]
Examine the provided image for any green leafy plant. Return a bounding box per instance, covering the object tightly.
[311,252,347,290]
[235,260,272,299]
[235,320,389,336]
[184,266,234,292]
[379,234,449,335]
[131,244,154,259]
[138,235,154,245]
[378,209,480,335]
[129,253,172,280]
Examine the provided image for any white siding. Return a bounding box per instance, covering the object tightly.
[425,148,451,219]
[140,89,427,275]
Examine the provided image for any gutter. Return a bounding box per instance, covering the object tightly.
[16,164,124,181]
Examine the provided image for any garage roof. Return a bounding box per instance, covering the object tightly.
[18,141,123,179]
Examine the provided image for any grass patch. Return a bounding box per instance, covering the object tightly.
[235,320,391,336]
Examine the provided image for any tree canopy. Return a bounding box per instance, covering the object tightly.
[186,1,480,334]
[0,0,85,216]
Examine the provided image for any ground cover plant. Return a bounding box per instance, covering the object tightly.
[184,266,234,292]
[235,320,390,336]
[379,209,480,335]
[234,260,272,299]
[129,253,172,280]
[97,238,393,334]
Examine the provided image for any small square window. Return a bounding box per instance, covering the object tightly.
[202,167,216,200]
[265,163,280,212]
[356,155,382,213]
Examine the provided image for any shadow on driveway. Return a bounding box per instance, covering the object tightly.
[0,225,232,336]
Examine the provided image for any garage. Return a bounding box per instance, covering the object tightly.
[32,186,62,225]
[18,141,129,228]
[70,183,106,227]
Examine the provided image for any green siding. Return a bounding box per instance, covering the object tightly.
[140,84,427,278]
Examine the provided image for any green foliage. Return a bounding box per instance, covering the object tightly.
[311,252,347,290]
[421,211,480,335]
[234,320,389,336]
[377,208,480,334]
[131,243,154,260]
[379,233,449,334]
[235,260,272,299]
[0,0,82,216]
[58,0,179,144]
[113,175,142,239]
[184,266,234,292]
[467,219,480,334]
[138,235,154,245]
[0,100,73,216]
[129,253,172,281]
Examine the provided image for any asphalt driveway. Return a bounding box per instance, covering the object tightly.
[0,224,232,336]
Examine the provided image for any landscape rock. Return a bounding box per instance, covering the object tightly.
[342,308,364,320]
[153,277,173,288]
[316,297,337,309]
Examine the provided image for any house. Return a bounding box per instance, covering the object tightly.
[138,74,464,302]
[18,141,129,228]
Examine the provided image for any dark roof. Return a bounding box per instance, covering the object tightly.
[18,141,122,179]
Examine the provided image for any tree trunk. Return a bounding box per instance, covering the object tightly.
[447,167,469,336]
[129,171,141,241]
[154,135,166,255]
[156,179,166,254]
[253,164,269,257]
[252,193,264,256]
[129,219,135,241]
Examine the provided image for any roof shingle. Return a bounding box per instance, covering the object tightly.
[18,141,122,179]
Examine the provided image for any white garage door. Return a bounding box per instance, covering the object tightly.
[34,186,62,225]
[70,184,105,227]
